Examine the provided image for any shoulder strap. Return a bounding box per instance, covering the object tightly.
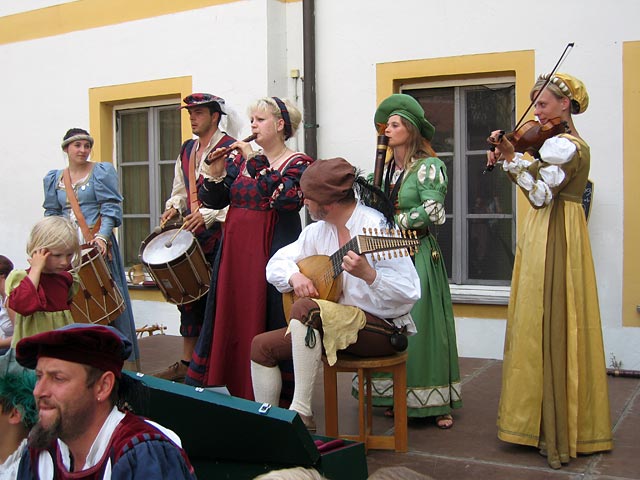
[187,144,200,213]
[62,168,96,243]
[217,134,236,149]
[180,139,196,158]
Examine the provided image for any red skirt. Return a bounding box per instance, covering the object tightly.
[205,207,276,399]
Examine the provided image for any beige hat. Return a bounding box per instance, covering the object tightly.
[535,72,589,114]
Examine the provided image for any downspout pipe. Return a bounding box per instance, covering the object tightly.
[302,0,318,161]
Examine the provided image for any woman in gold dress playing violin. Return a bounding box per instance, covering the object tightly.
[487,73,612,469]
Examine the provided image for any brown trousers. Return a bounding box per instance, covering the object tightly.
[251,298,398,367]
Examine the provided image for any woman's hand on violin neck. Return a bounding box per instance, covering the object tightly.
[487,130,505,145]
[486,149,500,169]
[487,129,515,163]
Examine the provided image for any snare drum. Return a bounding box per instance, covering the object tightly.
[70,246,125,325]
[140,226,211,305]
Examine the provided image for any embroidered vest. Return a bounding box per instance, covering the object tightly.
[22,412,194,480]
[180,135,235,255]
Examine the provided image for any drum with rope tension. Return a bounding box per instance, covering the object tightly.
[70,245,125,325]
[139,225,211,305]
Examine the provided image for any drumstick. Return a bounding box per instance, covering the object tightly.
[155,209,179,234]
[164,223,187,248]
[153,219,167,234]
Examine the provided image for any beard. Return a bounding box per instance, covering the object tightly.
[29,416,62,450]
[29,397,94,449]
[309,205,328,222]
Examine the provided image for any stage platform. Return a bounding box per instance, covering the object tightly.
[137,334,640,480]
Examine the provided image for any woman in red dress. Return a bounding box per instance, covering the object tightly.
[186,97,313,400]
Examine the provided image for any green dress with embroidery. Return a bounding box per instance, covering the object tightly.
[360,156,462,417]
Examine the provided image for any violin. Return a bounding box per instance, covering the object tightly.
[484,117,570,173]
[484,42,575,174]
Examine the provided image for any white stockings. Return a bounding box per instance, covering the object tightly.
[250,361,281,406]
[289,319,321,417]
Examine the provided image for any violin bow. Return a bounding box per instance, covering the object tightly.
[513,42,574,131]
[484,42,574,174]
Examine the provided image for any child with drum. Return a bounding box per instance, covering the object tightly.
[4,217,80,350]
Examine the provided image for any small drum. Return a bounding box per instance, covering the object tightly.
[140,226,211,305]
[70,246,125,325]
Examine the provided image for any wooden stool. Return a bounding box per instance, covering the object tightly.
[323,351,408,453]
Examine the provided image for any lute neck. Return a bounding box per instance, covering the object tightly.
[329,237,360,279]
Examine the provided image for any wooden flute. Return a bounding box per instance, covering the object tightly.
[372,124,389,188]
[204,133,258,165]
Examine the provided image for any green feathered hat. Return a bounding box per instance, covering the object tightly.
[374,93,435,141]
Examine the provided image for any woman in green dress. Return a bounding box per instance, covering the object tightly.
[366,94,462,427]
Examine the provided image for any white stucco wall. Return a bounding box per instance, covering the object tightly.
[0,0,75,16]
[308,0,640,369]
[0,1,274,265]
[1,0,639,368]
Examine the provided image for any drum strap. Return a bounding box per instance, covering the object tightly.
[188,145,200,213]
[62,168,102,243]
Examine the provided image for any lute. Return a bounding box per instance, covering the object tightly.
[282,228,420,319]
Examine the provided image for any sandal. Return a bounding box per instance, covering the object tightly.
[436,414,454,429]
[384,407,394,418]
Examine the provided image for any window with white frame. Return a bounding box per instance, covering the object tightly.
[402,82,516,287]
[116,104,181,267]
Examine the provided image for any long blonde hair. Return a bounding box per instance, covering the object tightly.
[26,216,81,268]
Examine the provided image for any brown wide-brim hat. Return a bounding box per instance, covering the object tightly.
[300,158,355,205]
[16,324,132,378]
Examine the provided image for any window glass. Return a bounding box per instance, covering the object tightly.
[466,86,515,151]
[122,217,149,266]
[160,163,175,210]
[159,109,181,160]
[404,84,515,285]
[117,105,181,270]
[120,112,148,164]
[417,88,454,154]
[467,218,514,281]
[121,165,150,215]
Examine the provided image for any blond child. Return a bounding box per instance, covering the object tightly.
[5,217,80,347]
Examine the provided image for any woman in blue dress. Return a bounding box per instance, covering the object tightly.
[42,128,140,368]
